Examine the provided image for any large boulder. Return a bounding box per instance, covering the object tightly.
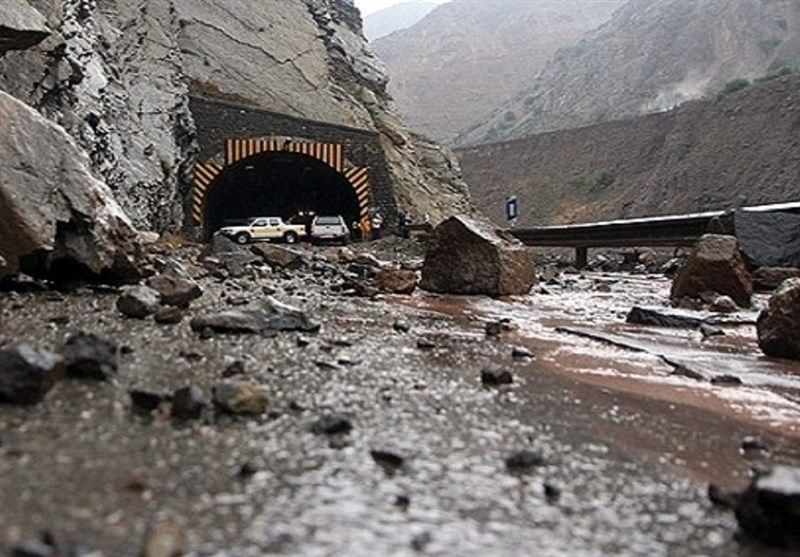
[757,278,800,360]
[0,0,50,55]
[736,465,800,549]
[735,210,800,269]
[420,216,535,296]
[0,91,141,283]
[670,234,752,307]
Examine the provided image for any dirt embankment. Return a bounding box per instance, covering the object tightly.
[456,74,800,227]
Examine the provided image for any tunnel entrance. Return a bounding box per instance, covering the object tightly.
[203,151,361,237]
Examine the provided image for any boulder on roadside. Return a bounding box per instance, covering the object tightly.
[752,267,800,292]
[60,332,118,380]
[420,216,535,296]
[735,465,800,549]
[117,285,161,318]
[670,234,752,307]
[757,278,800,360]
[147,273,202,307]
[251,244,308,270]
[191,298,320,335]
[735,210,800,269]
[0,91,141,283]
[375,268,417,294]
[0,344,64,404]
[0,0,50,54]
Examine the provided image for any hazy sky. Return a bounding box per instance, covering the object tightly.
[354,0,452,17]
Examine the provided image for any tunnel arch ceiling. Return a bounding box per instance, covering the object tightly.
[191,137,371,235]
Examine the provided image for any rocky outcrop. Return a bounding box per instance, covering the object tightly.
[0,0,196,233]
[0,91,141,283]
[0,0,50,55]
[757,278,800,360]
[421,216,535,296]
[670,235,752,307]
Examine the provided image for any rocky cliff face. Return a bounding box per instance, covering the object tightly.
[0,0,472,233]
[457,74,800,227]
[373,0,623,142]
[457,0,800,146]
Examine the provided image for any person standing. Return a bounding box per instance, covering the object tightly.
[360,218,371,242]
[351,220,361,242]
[372,212,383,240]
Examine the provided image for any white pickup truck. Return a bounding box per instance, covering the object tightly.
[219,217,306,245]
[310,215,350,245]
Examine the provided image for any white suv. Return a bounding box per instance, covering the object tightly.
[310,215,349,245]
[219,217,306,245]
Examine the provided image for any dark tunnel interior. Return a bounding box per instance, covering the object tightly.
[203,151,360,236]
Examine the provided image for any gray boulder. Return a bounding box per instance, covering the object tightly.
[421,216,535,296]
[0,0,50,55]
[0,344,64,404]
[735,210,800,269]
[213,381,268,415]
[117,285,161,318]
[147,273,202,307]
[736,465,800,549]
[191,298,320,334]
[0,91,141,283]
[757,278,800,360]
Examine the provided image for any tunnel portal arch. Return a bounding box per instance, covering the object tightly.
[191,137,371,237]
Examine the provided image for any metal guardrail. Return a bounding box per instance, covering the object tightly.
[509,201,800,266]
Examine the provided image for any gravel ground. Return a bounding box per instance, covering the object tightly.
[1,241,798,556]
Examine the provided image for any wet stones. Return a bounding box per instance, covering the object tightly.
[171,386,206,420]
[251,244,308,270]
[735,465,800,549]
[310,413,353,435]
[60,332,118,380]
[146,273,202,307]
[374,268,418,294]
[757,278,800,360]
[154,306,184,325]
[505,450,546,472]
[626,306,704,328]
[0,344,64,404]
[191,298,320,335]
[212,381,268,415]
[511,346,535,359]
[481,364,513,385]
[670,234,752,308]
[420,215,536,296]
[117,285,160,318]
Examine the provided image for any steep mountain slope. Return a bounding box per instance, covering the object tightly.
[457,0,800,146]
[457,74,800,226]
[364,1,436,40]
[0,0,472,232]
[372,0,623,142]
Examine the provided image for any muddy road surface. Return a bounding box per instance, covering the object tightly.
[1,240,798,556]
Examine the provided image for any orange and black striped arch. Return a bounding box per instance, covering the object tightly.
[191,137,371,227]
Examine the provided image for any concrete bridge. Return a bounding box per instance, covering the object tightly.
[510,201,800,268]
[186,95,398,238]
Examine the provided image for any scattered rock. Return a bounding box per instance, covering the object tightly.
[710,374,742,386]
[222,360,245,378]
[485,319,514,337]
[709,295,738,314]
[352,253,384,268]
[60,332,118,380]
[171,386,206,420]
[757,278,800,360]
[374,268,418,294]
[154,306,184,325]
[0,344,64,405]
[735,465,800,549]
[147,273,202,307]
[212,381,268,415]
[420,215,536,296]
[251,244,307,270]
[370,449,405,472]
[543,481,561,503]
[416,338,436,350]
[481,364,513,385]
[117,285,161,318]
[670,234,752,307]
[0,91,141,283]
[129,390,167,413]
[626,306,704,328]
[505,450,545,472]
[140,520,186,557]
[511,346,535,359]
[310,413,353,435]
[238,462,258,478]
[410,532,432,552]
[393,319,411,333]
[191,298,320,335]
[741,436,770,456]
[699,324,725,339]
[752,267,800,292]
[395,494,411,510]
[11,538,55,557]
[707,483,742,510]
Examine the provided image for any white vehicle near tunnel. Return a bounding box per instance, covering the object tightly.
[310,215,350,245]
[219,217,306,245]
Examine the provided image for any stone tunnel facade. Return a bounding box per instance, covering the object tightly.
[186,95,398,236]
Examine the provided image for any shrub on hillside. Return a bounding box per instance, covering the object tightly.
[717,78,751,98]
